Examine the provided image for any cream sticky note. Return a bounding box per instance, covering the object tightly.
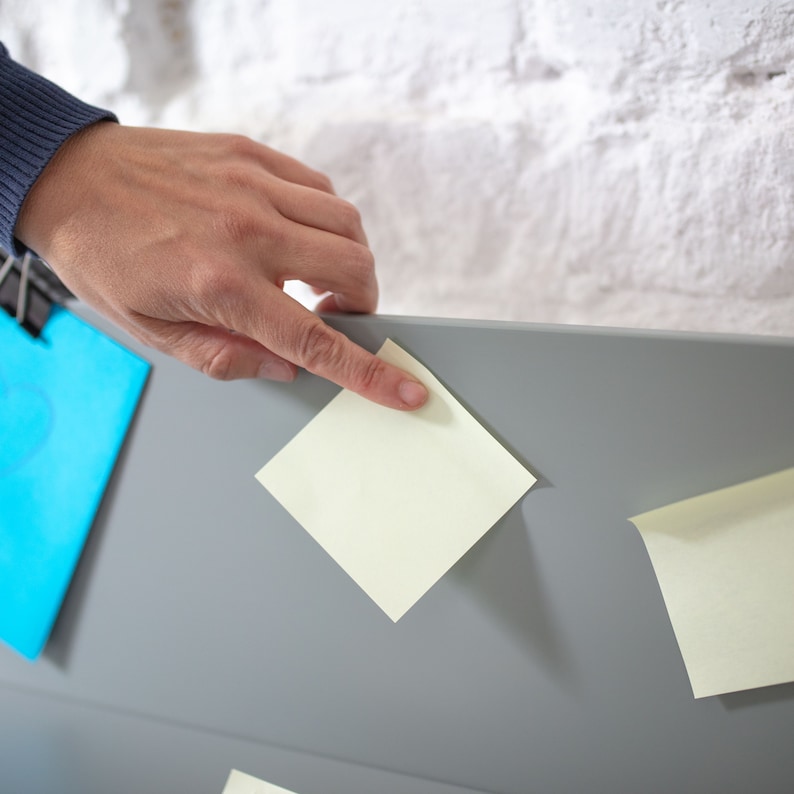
[222,769,298,794]
[256,339,536,621]
[630,467,794,699]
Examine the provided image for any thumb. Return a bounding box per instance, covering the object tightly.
[140,319,298,382]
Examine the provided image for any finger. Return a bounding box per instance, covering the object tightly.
[134,317,298,382]
[275,224,378,314]
[238,286,428,410]
[313,292,346,314]
[274,183,369,246]
[248,142,337,195]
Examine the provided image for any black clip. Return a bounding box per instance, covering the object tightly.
[0,250,73,338]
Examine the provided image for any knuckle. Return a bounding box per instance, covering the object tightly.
[291,318,386,394]
[337,199,363,235]
[308,170,335,194]
[351,241,375,272]
[351,353,388,394]
[213,206,260,246]
[217,163,258,192]
[345,243,376,286]
[192,262,243,309]
[220,132,259,160]
[201,341,237,381]
[293,319,341,372]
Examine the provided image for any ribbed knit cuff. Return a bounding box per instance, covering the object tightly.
[0,44,117,255]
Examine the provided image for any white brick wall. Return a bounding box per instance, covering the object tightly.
[3,0,792,335]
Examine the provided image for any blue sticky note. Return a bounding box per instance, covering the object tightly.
[0,306,150,659]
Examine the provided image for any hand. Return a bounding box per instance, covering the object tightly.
[15,122,428,410]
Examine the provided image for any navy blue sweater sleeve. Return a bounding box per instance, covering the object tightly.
[0,43,117,255]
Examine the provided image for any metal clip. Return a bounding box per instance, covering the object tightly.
[0,250,73,338]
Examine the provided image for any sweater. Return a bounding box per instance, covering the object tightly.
[0,43,116,256]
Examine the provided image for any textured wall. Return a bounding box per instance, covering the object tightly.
[2,0,793,335]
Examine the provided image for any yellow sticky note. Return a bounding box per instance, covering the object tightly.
[222,770,298,794]
[630,467,794,698]
[256,339,536,621]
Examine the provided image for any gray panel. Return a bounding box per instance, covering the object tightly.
[2,310,793,794]
[0,685,487,794]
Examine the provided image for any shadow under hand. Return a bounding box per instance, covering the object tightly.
[253,367,339,418]
[450,495,578,695]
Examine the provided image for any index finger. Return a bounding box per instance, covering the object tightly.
[240,285,428,410]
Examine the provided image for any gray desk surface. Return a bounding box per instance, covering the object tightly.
[2,310,794,794]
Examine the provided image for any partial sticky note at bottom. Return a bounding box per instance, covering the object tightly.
[222,769,299,794]
[630,467,794,698]
[256,339,536,621]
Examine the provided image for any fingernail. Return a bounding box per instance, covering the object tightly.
[259,361,295,382]
[398,379,428,408]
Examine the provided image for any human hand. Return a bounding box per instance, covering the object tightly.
[15,122,428,410]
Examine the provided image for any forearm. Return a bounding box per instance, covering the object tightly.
[0,42,116,255]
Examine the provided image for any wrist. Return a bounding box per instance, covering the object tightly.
[15,120,117,260]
